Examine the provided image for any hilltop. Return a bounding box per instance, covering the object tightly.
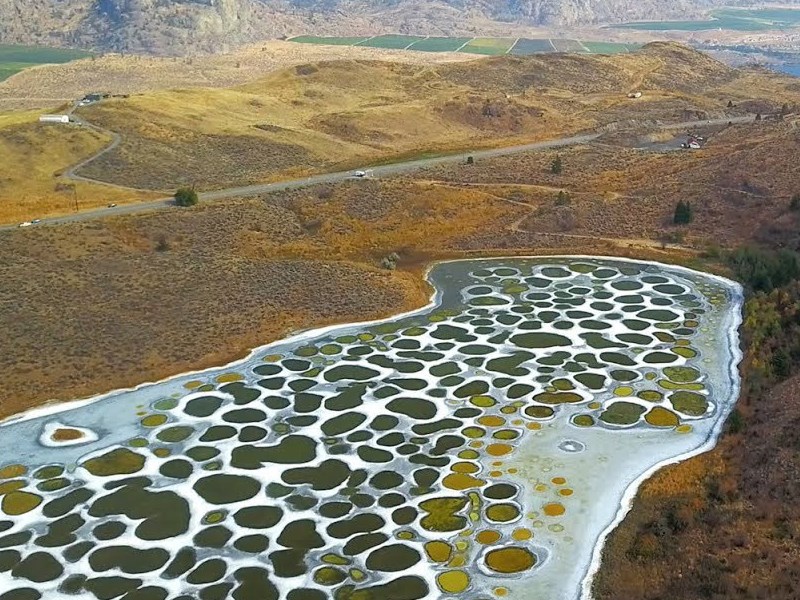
[1,0,796,54]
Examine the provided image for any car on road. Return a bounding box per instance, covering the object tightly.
[353,170,367,178]
[31,219,41,224]
[107,203,117,208]
[18,221,32,228]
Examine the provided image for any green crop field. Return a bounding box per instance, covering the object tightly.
[288,35,643,57]
[408,37,472,52]
[615,7,800,31]
[360,35,426,49]
[288,36,371,45]
[510,39,554,55]
[459,38,516,55]
[0,45,91,82]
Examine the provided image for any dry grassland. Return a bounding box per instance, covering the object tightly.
[0,40,476,112]
[2,43,797,224]
[420,119,800,249]
[69,43,790,192]
[0,115,157,222]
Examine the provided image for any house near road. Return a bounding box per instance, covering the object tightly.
[39,114,70,124]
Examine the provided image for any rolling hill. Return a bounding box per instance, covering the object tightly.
[0,42,797,223]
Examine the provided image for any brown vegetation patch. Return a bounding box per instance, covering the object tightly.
[79,128,319,190]
[51,428,84,441]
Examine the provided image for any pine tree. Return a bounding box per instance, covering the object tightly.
[551,155,563,175]
[673,200,694,225]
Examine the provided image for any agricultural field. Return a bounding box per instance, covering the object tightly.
[459,37,517,55]
[615,7,800,31]
[288,35,637,56]
[0,45,90,82]
[408,37,472,52]
[510,38,555,55]
[360,34,426,49]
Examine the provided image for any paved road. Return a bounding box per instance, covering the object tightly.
[1,115,755,232]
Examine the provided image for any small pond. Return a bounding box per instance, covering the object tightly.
[0,257,742,600]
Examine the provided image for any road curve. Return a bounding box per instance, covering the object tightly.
[0,115,754,232]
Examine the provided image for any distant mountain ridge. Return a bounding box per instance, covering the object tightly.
[0,0,797,54]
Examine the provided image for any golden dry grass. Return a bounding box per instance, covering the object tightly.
[0,40,477,112]
[0,114,157,222]
[2,43,797,223]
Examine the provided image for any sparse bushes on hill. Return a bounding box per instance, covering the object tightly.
[555,190,570,206]
[551,155,563,174]
[174,187,198,207]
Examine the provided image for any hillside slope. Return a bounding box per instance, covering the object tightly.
[1,0,798,54]
[1,42,797,223]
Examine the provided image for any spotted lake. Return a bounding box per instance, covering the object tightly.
[0,257,743,600]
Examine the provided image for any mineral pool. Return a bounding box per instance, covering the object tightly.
[0,257,743,600]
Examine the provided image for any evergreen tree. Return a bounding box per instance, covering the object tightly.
[551,155,563,175]
[790,194,800,211]
[673,200,693,225]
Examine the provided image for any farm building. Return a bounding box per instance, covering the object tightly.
[39,115,70,124]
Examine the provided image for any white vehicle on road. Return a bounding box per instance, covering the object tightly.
[18,221,32,228]
[352,169,374,179]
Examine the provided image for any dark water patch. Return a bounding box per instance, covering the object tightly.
[343,533,388,556]
[233,567,278,600]
[220,383,260,405]
[327,514,385,539]
[387,398,437,420]
[89,486,189,541]
[35,513,84,548]
[234,534,270,554]
[88,546,170,574]
[194,526,233,548]
[283,460,350,491]
[187,558,227,585]
[11,551,63,582]
[232,436,317,469]
[199,425,236,442]
[193,475,261,505]
[366,544,421,572]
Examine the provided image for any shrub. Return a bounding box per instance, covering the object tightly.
[673,200,693,225]
[155,235,170,252]
[555,190,570,206]
[726,408,745,434]
[790,194,800,211]
[174,187,198,207]
[551,155,563,174]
